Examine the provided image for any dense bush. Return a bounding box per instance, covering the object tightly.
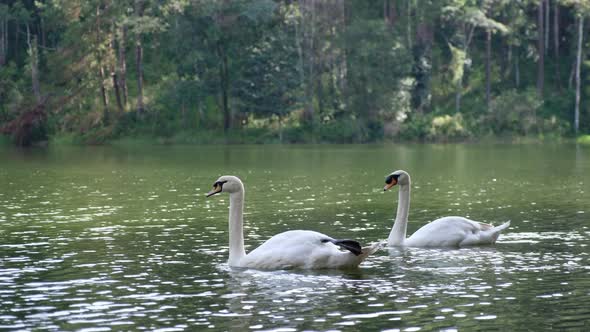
[577,135,590,145]
[397,114,431,141]
[484,89,542,136]
[427,113,470,142]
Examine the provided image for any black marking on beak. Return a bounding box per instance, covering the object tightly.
[385,174,400,185]
[206,180,228,197]
[384,174,400,191]
[214,180,228,187]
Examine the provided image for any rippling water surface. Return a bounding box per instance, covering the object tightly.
[1,144,589,331]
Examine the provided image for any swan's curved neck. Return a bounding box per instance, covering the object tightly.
[228,189,246,265]
[388,184,410,246]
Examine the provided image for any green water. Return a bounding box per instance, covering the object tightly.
[1,144,589,331]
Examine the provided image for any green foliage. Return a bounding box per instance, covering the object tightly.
[234,21,300,119]
[428,113,470,141]
[282,125,310,143]
[1,0,588,145]
[448,43,466,86]
[342,16,412,122]
[578,135,590,145]
[0,134,10,146]
[484,89,542,136]
[318,118,363,143]
[397,114,432,141]
[0,63,23,120]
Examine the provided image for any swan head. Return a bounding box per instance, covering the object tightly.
[383,170,410,191]
[206,175,244,197]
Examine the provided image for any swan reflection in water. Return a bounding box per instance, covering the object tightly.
[219,265,373,330]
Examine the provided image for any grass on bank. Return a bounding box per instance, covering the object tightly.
[40,129,585,147]
[577,135,590,145]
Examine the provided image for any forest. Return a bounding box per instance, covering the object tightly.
[1,0,590,146]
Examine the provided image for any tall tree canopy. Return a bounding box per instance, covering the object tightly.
[0,0,588,145]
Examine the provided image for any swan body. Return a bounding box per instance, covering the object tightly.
[384,170,510,247]
[237,230,375,270]
[403,216,510,247]
[207,176,378,270]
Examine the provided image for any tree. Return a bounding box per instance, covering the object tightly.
[204,0,277,132]
[2,0,589,145]
[27,25,41,104]
[234,26,299,141]
[134,0,145,116]
[0,4,8,67]
[342,2,411,139]
[563,0,590,134]
[410,0,437,114]
[441,2,507,113]
[537,0,545,97]
[553,0,562,90]
[574,14,583,134]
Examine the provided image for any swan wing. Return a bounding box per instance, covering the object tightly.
[237,230,373,269]
[405,217,510,247]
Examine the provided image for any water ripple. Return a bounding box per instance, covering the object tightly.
[2,145,590,331]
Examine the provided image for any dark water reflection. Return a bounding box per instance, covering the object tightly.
[1,144,589,331]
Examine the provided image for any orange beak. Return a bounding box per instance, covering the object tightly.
[383,179,397,191]
[206,184,222,197]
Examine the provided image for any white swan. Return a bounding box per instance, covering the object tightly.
[206,176,378,269]
[383,170,510,247]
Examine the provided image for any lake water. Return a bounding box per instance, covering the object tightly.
[1,144,589,331]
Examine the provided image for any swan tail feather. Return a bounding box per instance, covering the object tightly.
[360,242,381,258]
[477,222,494,230]
[487,221,511,243]
[322,239,363,256]
[493,221,511,232]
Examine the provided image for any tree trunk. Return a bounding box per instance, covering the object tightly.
[217,41,230,132]
[222,52,230,132]
[455,82,461,113]
[96,5,109,123]
[406,0,412,50]
[455,25,475,114]
[100,65,109,124]
[112,71,123,114]
[135,36,144,115]
[40,17,46,49]
[316,68,324,116]
[544,0,549,55]
[553,2,561,90]
[507,42,512,81]
[514,49,520,89]
[181,100,187,129]
[294,5,305,103]
[15,24,18,61]
[485,29,491,110]
[117,25,128,108]
[111,28,123,114]
[574,16,583,135]
[569,57,576,90]
[340,0,348,93]
[27,25,41,104]
[278,114,283,143]
[0,16,7,66]
[537,0,545,98]
[412,21,433,113]
[135,0,145,115]
[294,3,309,122]
[305,0,316,125]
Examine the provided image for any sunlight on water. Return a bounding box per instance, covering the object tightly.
[1,144,590,330]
